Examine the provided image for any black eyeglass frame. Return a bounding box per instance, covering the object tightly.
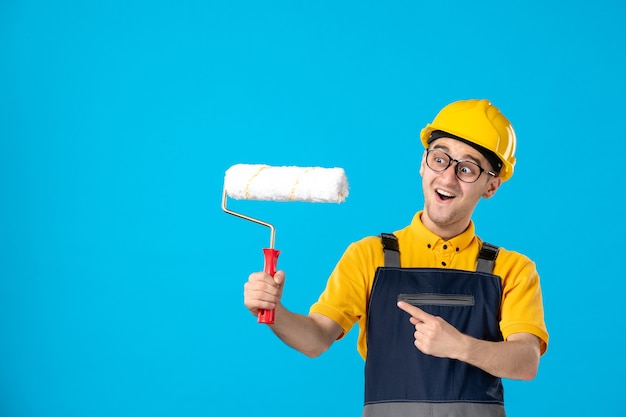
[425,148,497,183]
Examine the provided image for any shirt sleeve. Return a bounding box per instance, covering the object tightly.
[498,251,549,355]
[309,237,381,339]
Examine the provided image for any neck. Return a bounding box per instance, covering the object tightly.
[420,211,470,241]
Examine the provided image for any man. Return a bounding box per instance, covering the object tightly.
[243,99,549,417]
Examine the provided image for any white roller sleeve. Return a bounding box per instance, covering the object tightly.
[224,164,349,203]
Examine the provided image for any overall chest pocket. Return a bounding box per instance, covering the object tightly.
[398,293,475,307]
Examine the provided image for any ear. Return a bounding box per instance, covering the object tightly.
[419,150,427,176]
[482,176,502,199]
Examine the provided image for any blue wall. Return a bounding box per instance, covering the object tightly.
[1,1,625,416]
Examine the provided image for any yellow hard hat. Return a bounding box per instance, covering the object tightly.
[420,99,517,182]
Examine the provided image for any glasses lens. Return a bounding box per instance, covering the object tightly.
[426,149,450,172]
[456,161,481,183]
[427,149,483,183]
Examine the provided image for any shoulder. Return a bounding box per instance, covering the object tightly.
[336,235,386,268]
[491,245,540,285]
[345,234,385,255]
[494,245,536,270]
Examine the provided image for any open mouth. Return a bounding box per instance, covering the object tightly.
[436,189,455,201]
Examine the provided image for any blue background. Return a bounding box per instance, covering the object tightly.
[1,1,625,416]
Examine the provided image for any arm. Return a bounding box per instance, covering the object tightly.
[397,301,541,380]
[244,270,343,358]
[458,332,540,380]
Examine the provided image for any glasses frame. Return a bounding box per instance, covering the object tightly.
[425,148,496,183]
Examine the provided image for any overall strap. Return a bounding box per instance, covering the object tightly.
[476,242,500,273]
[380,233,400,268]
[380,233,499,273]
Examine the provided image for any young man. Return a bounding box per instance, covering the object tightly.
[243,99,549,417]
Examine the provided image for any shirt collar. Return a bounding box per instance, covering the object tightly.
[409,210,476,252]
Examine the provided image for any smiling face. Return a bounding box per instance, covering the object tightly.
[419,137,503,240]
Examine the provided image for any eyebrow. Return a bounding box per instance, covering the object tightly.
[431,144,484,165]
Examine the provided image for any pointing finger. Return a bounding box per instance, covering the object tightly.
[397,301,433,322]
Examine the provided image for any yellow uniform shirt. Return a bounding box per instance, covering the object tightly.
[309,211,549,360]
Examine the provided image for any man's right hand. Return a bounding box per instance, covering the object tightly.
[243,270,285,317]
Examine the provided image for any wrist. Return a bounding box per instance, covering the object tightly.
[455,333,478,362]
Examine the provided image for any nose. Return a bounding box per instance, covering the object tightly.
[440,161,460,183]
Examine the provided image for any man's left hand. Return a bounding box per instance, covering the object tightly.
[397,300,467,360]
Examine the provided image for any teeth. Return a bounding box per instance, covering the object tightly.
[437,189,455,198]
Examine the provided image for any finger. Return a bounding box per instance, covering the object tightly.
[245,298,277,311]
[247,273,283,298]
[249,271,277,283]
[244,280,280,299]
[409,317,425,326]
[397,301,433,322]
[243,285,279,309]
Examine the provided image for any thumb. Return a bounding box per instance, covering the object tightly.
[273,270,286,286]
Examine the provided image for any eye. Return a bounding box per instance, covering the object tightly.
[457,161,480,180]
[433,156,446,165]
[429,150,449,167]
[458,164,475,175]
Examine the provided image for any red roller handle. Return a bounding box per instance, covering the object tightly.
[259,248,280,324]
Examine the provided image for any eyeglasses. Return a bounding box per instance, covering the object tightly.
[425,148,496,183]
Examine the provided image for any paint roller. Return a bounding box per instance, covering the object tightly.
[221,163,349,324]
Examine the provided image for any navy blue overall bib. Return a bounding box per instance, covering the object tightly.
[363,234,506,417]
